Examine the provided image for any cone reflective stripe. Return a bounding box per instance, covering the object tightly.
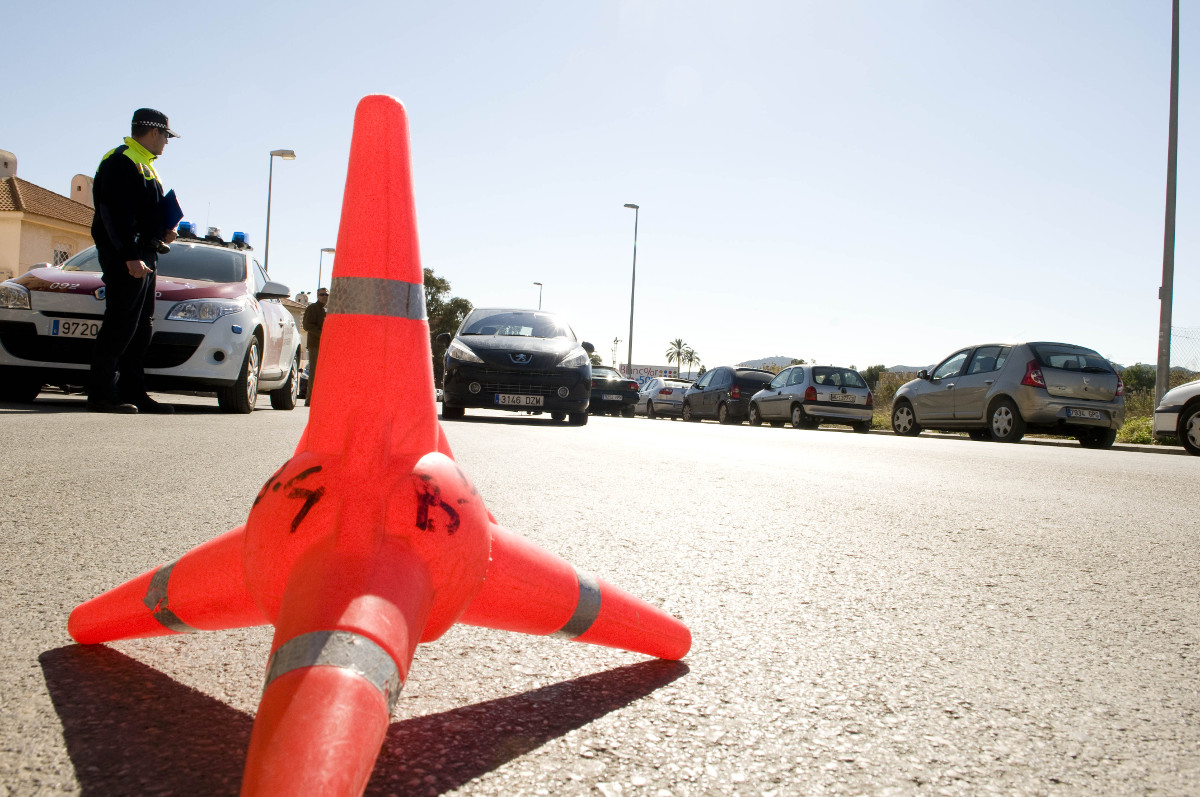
[241,541,431,797]
[460,526,692,661]
[69,95,689,797]
[69,526,263,645]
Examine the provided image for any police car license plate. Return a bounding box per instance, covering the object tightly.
[495,394,543,407]
[49,319,101,339]
[602,393,623,401]
[830,393,855,402]
[1066,407,1104,420]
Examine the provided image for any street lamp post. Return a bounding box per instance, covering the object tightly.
[317,247,335,292]
[264,149,296,273]
[623,203,639,378]
[533,281,543,310]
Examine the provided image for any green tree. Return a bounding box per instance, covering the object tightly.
[665,339,688,376]
[683,346,699,378]
[1122,363,1156,393]
[863,364,887,390]
[425,268,473,385]
[589,352,604,366]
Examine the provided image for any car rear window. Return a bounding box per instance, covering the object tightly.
[812,367,867,388]
[735,371,774,389]
[1030,344,1113,373]
[592,367,621,380]
[460,310,574,339]
[61,244,247,283]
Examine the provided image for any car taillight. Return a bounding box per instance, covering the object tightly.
[590,379,598,388]
[805,386,817,401]
[1021,359,1046,388]
[730,386,741,399]
[658,388,673,395]
[626,381,639,391]
[866,390,874,407]
[1116,374,1125,397]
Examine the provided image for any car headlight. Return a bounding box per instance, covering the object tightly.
[165,298,246,322]
[447,339,484,364]
[557,348,589,368]
[0,282,31,310]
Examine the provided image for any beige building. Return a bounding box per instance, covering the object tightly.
[0,149,95,282]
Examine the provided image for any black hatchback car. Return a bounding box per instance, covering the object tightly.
[682,366,775,424]
[438,308,594,425]
[589,365,640,417]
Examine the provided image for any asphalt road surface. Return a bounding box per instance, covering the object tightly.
[1,394,1197,796]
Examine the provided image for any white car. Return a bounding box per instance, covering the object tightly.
[0,225,301,413]
[1153,379,1200,456]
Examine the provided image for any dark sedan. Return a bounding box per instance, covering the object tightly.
[437,308,594,424]
[681,366,775,424]
[589,366,640,417]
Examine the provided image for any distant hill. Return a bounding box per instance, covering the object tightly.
[888,365,927,374]
[737,356,802,370]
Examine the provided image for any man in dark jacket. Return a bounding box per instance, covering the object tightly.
[302,287,328,406]
[87,108,180,414]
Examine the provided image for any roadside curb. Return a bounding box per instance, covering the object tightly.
[868,428,1187,455]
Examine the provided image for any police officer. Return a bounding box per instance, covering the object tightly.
[87,108,180,414]
[302,287,328,406]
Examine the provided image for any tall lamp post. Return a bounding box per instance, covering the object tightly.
[533,281,543,310]
[623,203,639,378]
[1157,0,1180,405]
[317,247,335,292]
[264,149,296,272]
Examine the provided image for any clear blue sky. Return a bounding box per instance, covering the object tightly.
[6,1,1197,370]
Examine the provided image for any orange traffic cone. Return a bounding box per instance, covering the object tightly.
[67,94,690,797]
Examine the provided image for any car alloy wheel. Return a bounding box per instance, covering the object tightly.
[891,401,921,436]
[1178,402,1200,455]
[748,403,762,426]
[683,401,696,421]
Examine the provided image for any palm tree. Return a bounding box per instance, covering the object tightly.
[683,346,698,379]
[665,339,687,377]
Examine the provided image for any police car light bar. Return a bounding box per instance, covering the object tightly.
[205,227,223,242]
[232,231,249,248]
[178,221,197,237]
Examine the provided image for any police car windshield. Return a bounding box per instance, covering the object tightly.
[61,244,247,284]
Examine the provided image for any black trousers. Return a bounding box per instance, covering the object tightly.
[89,260,156,402]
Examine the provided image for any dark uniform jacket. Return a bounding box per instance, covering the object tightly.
[303,302,326,349]
[91,138,166,267]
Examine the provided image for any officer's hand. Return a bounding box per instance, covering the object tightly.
[126,260,152,278]
[163,229,178,243]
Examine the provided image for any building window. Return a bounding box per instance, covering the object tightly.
[53,246,71,266]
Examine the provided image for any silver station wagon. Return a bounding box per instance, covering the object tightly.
[890,342,1125,448]
[748,365,873,432]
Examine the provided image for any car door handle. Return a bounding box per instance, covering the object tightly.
[945,383,955,389]
[985,380,994,385]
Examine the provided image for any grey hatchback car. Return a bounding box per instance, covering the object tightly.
[890,342,1125,447]
[748,365,873,432]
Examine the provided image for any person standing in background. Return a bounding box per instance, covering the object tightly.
[303,287,328,406]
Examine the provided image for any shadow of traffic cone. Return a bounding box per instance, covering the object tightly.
[68,95,690,797]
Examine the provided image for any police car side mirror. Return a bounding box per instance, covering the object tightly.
[257,280,290,300]
[436,333,451,347]
[581,341,595,354]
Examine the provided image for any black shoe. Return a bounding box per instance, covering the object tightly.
[87,398,138,414]
[128,395,175,414]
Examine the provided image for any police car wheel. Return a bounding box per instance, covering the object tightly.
[270,352,300,411]
[218,338,261,414]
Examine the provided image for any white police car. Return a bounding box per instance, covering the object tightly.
[0,223,301,413]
